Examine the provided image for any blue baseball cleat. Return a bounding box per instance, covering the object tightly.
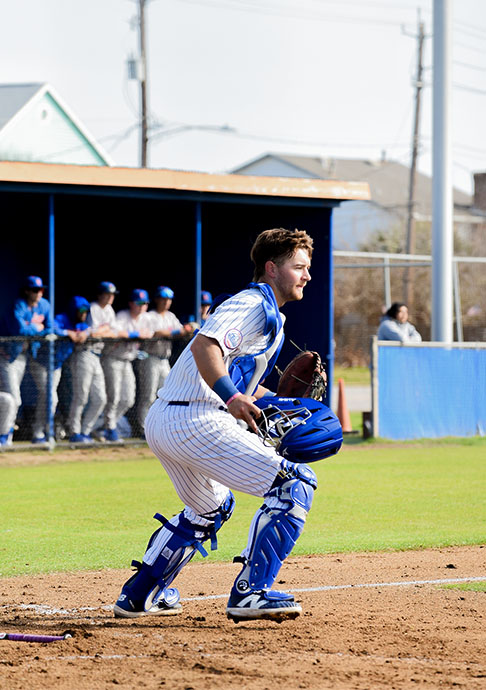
[104,428,120,442]
[114,587,182,619]
[32,436,47,444]
[113,566,182,619]
[226,586,302,623]
[69,433,93,444]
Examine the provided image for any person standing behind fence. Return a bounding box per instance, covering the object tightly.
[67,281,121,443]
[200,290,213,325]
[101,289,153,442]
[50,296,92,439]
[133,286,194,438]
[0,276,52,447]
[30,296,91,443]
[377,302,422,342]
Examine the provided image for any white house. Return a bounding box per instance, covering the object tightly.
[0,82,113,167]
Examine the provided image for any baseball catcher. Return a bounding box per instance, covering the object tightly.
[276,350,327,401]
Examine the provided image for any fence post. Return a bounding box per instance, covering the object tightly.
[47,194,56,449]
[453,260,463,342]
[370,335,379,437]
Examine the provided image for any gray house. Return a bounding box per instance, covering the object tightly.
[0,82,113,166]
[231,153,476,249]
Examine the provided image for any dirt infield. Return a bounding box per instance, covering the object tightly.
[1,546,485,689]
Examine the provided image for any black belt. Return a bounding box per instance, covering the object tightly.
[167,400,226,411]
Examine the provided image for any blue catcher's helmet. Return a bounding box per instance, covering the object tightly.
[253,396,343,463]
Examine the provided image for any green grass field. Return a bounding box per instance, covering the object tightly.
[333,365,370,386]
[1,437,485,578]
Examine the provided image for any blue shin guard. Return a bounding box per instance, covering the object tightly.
[115,492,235,616]
[232,461,316,596]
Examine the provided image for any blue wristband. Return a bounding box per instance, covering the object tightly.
[212,375,239,403]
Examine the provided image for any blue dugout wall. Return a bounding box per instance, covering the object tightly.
[372,339,486,440]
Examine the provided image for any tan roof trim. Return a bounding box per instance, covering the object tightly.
[0,161,371,201]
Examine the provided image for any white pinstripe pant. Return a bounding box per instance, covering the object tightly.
[144,398,282,518]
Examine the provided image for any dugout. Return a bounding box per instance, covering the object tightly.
[0,161,370,403]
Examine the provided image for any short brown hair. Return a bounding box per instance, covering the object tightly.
[250,228,313,281]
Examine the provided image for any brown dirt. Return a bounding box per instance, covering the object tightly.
[1,546,485,689]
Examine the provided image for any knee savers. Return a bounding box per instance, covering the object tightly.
[124,492,235,605]
[234,461,316,593]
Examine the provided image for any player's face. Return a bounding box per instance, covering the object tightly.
[156,297,171,312]
[98,293,115,307]
[26,288,43,306]
[130,302,148,316]
[271,248,311,306]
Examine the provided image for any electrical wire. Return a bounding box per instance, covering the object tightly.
[177,0,410,27]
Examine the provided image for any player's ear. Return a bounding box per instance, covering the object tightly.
[264,260,277,279]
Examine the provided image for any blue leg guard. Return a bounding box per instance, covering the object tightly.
[115,492,235,617]
[232,460,316,595]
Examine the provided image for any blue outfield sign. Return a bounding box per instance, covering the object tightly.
[377,344,486,440]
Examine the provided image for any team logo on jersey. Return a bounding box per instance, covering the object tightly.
[224,328,242,350]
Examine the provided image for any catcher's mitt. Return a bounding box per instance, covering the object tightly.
[276,351,327,401]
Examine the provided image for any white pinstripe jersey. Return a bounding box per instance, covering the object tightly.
[159,287,285,405]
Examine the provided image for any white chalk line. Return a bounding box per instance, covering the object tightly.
[182,575,486,602]
[2,575,485,614]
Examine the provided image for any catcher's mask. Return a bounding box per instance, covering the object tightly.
[253,396,343,463]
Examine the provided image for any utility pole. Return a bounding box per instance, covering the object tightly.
[403,14,426,307]
[139,0,149,167]
[432,0,453,342]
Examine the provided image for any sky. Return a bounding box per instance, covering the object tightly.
[1,0,485,195]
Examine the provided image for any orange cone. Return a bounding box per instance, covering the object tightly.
[336,378,353,433]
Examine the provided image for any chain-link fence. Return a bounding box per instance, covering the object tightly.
[0,335,190,448]
[333,252,486,367]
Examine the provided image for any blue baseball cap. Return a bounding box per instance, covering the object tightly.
[97,281,118,295]
[24,275,46,289]
[201,291,213,305]
[70,296,90,313]
[130,288,149,304]
[154,286,174,299]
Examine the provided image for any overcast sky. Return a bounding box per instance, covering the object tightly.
[1,0,485,194]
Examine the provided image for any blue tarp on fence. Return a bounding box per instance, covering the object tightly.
[377,344,486,440]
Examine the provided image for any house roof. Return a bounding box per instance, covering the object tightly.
[0,82,114,166]
[0,160,370,202]
[0,83,43,129]
[232,153,473,221]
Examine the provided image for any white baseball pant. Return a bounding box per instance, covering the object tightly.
[144,399,281,516]
[67,350,107,435]
[102,356,136,431]
[29,359,63,439]
[0,352,27,434]
[135,355,171,429]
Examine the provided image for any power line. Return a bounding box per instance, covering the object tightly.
[178,0,411,27]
